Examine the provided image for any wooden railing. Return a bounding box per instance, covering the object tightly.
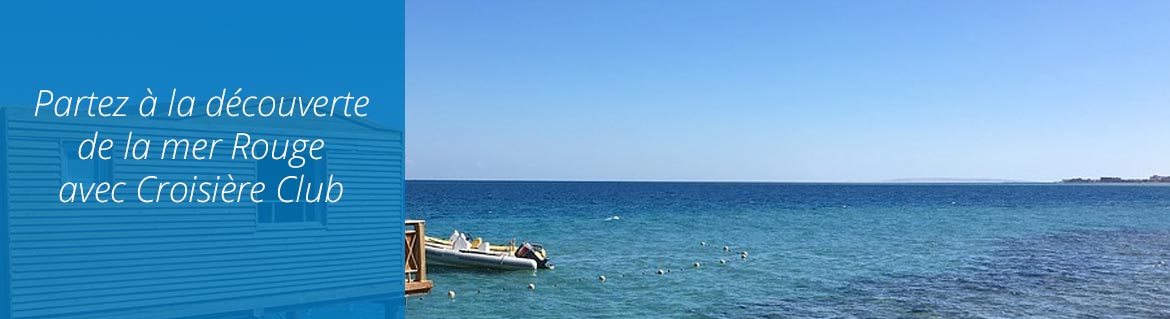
[405,220,433,296]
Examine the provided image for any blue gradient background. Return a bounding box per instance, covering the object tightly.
[1,1,405,318]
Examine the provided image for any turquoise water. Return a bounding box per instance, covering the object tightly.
[403,181,1170,318]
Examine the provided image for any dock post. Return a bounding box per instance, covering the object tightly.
[404,220,433,296]
[417,221,427,284]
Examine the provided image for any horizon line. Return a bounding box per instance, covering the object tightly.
[404,178,1052,184]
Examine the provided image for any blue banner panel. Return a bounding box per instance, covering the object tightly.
[0,2,406,319]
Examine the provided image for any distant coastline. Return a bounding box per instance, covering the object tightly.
[1061,175,1170,184]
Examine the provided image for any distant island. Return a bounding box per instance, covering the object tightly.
[1061,175,1170,183]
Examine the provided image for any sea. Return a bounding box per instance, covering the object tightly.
[400,181,1170,318]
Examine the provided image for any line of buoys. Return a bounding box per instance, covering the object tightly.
[431,243,754,303]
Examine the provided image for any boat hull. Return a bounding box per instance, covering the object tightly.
[425,245,537,270]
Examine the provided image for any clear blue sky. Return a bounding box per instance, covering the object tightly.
[406,1,1170,182]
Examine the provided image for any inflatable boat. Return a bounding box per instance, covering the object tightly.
[425,230,553,270]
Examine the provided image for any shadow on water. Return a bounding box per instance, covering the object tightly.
[426,265,539,276]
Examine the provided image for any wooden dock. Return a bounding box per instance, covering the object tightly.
[405,220,434,296]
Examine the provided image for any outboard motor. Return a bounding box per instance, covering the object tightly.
[514,243,554,269]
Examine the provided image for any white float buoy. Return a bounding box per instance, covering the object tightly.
[720,259,727,264]
[656,269,665,275]
[693,262,701,268]
[527,283,536,290]
[700,241,707,246]
[723,246,730,251]
[447,290,455,299]
[599,275,607,282]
